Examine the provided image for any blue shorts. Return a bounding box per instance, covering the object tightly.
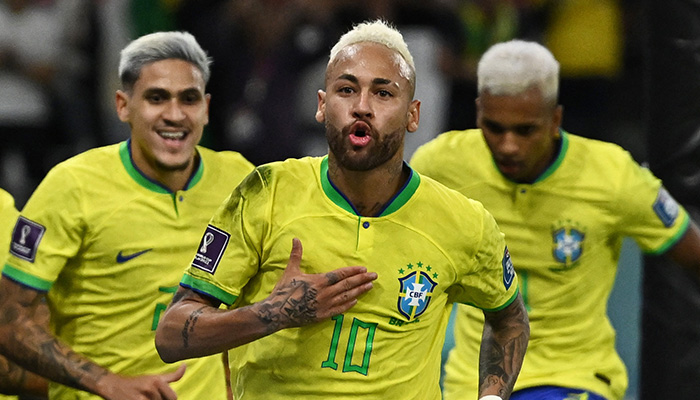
[511,386,607,400]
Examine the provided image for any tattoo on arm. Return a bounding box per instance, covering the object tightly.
[479,295,529,397]
[0,355,27,394]
[257,278,319,331]
[182,307,205,348]
[0,282,109,391]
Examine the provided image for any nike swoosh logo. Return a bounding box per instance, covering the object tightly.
[116,249,153,263]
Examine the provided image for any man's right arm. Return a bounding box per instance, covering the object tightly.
[0,296,49,397]
[0,354,48,397]
[0,276,185,400]
[155,238,377,362]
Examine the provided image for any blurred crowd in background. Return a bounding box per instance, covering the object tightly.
[0,0,644,208]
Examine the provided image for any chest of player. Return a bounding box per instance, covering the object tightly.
[75,192,224,282]
[470,183,619,272]
[247,215,474,326]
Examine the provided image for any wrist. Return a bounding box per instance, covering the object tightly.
[479,396,503,400]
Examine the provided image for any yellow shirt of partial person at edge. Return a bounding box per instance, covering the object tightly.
[0,188,19,400]
[2,142,254,399]
[411,129,689,400]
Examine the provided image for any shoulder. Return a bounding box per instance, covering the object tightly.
[564,133,644,182]
[567,133,637,166]
[413,129,484,160]
[417,174,489,219]
[0,188,14,209]
[198,147,255,170]
[238,156,321,195]
[43,143,122,183]
[411,129,490,174]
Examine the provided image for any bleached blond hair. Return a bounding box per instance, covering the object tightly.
[477,39,559,105]
[328,19,416,94]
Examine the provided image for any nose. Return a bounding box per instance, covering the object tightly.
[498,132,520,156]
[163,99,186,122]
[352,90,372,119]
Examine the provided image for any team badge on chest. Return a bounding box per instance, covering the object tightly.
[397,262,438,320]
[551,221,586,269]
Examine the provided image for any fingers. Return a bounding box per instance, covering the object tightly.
[284,238,303,275]
[163,363,186,383]
[152,364,186,400]
[326,266,377,290]
[316,267,377,318]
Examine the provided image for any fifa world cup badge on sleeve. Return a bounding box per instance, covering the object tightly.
[192,225,230,274]
[653,187,679,227]
[10,217,45,262]
[502,246,515,290]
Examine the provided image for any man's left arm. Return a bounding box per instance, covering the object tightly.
[666,221,700,276]
[477,292,529,400]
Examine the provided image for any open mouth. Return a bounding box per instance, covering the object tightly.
[158,130,187,140]
[349,122,371,147]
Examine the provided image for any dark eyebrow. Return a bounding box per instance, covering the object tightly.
[142,87,203,98]
[372,78,391,86]
[338,74,358,84]
[143,88,170,97]
[337,74,392,87]
[483,117,537,131]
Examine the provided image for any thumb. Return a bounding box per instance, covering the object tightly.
[163,363,187,383]
[285,238,303,275]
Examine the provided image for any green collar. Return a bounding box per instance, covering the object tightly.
[320,156,420,217]
[535,130,569,183]
[119,140,203,194]
[491,130,569,184]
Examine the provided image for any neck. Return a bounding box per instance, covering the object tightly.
[131,149,198,193]
[327,156,409,217]
[151,167,195,192]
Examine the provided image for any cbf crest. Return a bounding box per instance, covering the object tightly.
[397,262,438,321]
[551,221,586,270]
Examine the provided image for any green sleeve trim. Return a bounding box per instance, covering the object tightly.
[2,264,53,292]
[644,213,691,255]
[462,286,520,312]
[180,274,238,306]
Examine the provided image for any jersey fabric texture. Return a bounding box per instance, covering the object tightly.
[181,156,519,400]
[0,188,18,400]
[2,141,254,399]
[410,129,690,400]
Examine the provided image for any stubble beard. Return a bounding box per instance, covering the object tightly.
[325,123,404,171]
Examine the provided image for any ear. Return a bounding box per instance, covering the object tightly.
[315,90,326,123]
[406,99,420,133]
[115,90,130,122]
[474,97,482,127]
[552,104,563,136]
[204,93,212,126]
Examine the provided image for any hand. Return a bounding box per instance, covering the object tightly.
[257,238,377,330]
[97,364,186,400]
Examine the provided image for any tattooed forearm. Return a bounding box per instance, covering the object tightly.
[257,278,319,331]
[0,355,27,394]
[2,322,108,391]
[0,280,109,392]
[182,307,205,348]
[479,293,530,398]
